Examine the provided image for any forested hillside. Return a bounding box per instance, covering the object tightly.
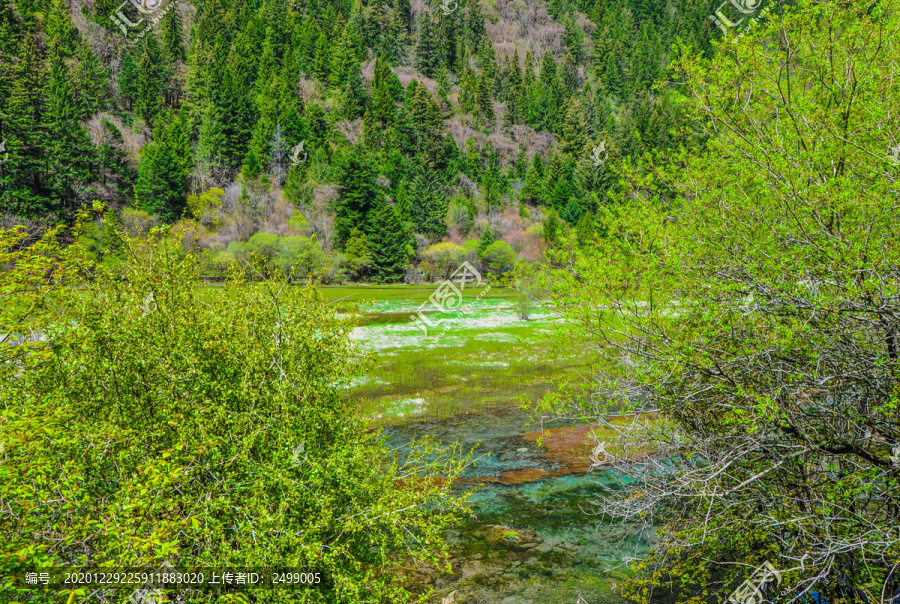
[0,0,717,280]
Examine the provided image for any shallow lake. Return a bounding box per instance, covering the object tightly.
[325,285,648,603]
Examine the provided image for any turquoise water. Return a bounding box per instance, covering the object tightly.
[343,287,647,603]
[382,409,647,604]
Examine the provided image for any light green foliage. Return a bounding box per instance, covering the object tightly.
[120,207,160,236]
[480,241,516,274]
[76,212,125,266]
[226,232,326,278]
[186,187,225,219]
[0,216,470,602]
[286,210,310,234]
[548,0,900,600]
[542,210,561,245]
[421,241,468,280]
[342,228,373,279]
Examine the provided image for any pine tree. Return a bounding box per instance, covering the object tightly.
[406,83,447,169]
[366,197,412,282]
[134,110,192,220]
[561,11,585,61]
[407,159,448,240]
[396,0,412,34]
[335,149,380,247]
[133,35,168,122]
[477,227,494,254]
[476,69,494,122]
[160,5,185,62]
[72,44,107,119]
[523,49,536,89]
[329,26,357,88]
[296,16,320,74]
[542,209,561,245]
[559,53,579,93]
[45,45,94,216]
[458,65,478,114]
[481,169,499,208]
[561,195,582,224]
[313,32,330,81]
[3,35,49,217]
[44,0,78,57]
[134,136,185,220]
[632,20,661,91]
[394,180,410,219]
[371,54,398,126]
[340,62,367,119]
[118,52,139,112]
[362,107,379,147]
[575,210,596,247]
[520,153,545,205]
[414,13,440,78]
[559,99,590,155]
[380,125,405,181]
[219,39,255,168]
[465,0,487,49]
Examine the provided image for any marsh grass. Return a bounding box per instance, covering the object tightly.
[330,285,594,424]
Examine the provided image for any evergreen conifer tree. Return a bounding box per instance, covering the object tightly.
[407,159,448,240]
[366,197,412,281]
[335,149,380,247]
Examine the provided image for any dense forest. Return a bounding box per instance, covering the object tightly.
[0,0,715,280]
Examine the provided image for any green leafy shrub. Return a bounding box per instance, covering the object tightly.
[480,240,516,274]
[0,218,470,602]
[226,232,327,278]
[421,241,467,281]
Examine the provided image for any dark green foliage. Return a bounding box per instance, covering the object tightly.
[520,153,546,206]
[1,0,709,244]
[160,6,185,62]
[405,81,450,170]
[0,29,100,218]
[117,52,138,111]
[407,159,449,240]
[477,227,494,255]
[414,12,440,78]
[335,148,380,247]
[132,35,170,123]
[134,111,192,220]
[367,197,413,281]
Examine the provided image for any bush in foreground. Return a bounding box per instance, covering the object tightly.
[0,210,469,603]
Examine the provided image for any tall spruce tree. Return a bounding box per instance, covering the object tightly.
[407,159,448,240]
[366,197,412,281]
[335,149,380,247]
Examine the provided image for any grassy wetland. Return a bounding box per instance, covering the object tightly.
[321,284,647,604]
